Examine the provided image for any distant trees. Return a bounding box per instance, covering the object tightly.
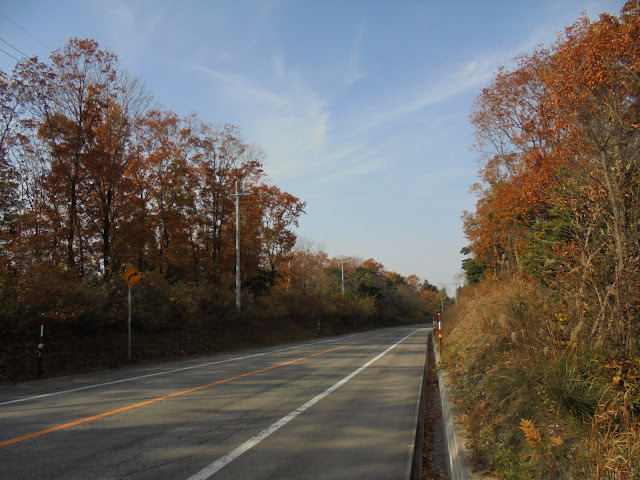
[0,37,438,345]
[1,38,306,284]
[0,37,309,321]
[464,2,640,355]
[279,242,443,319]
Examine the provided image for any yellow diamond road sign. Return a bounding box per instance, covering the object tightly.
[123,266,142,287]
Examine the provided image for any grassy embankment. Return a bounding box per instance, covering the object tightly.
[441,279,639,479]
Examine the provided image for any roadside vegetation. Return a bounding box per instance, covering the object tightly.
[0,244,447,383]
[0,39,449,382]
[450,3,640,478]
[444,280,639,479]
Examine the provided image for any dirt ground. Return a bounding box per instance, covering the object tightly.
[421,339,449,479]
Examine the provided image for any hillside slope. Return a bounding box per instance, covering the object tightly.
[442,280,639,479]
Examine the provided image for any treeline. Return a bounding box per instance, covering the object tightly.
[281,242,449,317]
[0,39,440,380]
[462,2,640,357]
[1,38,304,293]
[452,3,640,477]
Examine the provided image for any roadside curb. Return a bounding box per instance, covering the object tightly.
[433,335,468,480]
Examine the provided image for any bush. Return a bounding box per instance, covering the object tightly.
[442,279,640,479]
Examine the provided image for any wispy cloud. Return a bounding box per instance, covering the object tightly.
[196,66,287,109]
[356,30,555,134]
[361,56,498,132]
[96,0,161,63]
[344,22,367,87]
[99,0,135,31]
[195,62,333,181]
[323,152,388,183]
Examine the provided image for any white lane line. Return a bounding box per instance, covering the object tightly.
[187,329,421,480]
[0,333,373,407]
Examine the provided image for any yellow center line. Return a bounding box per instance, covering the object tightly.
[0,333,388,448]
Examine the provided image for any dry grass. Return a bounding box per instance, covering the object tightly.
[441,279,640,479]
[588,386,640,479]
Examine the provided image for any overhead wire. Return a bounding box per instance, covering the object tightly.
[0,36,29,59]
[0,10,49,66]
[0,10,49,50]
[0,13,55,156]
[0,47,20,63]
[0,33,41,119]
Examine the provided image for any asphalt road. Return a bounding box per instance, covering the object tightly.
[0,326,429,479]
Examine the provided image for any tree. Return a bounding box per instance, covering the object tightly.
[250,183,305,285]
[283,238,331,295]
[0,71,23,260]
[406,274,421,291]
[193,122,248,281]
[466,3,640,355]
[82,76,151,278]
[16,39,123,275]
[460,246,485,285]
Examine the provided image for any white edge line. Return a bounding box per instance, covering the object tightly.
[187,329,421,480]
[0,333,370,407]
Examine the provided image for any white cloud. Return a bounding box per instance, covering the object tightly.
[353,26,563,135]
[272,51,286,79]
[95,0,161,64]
[196,66,287,109]
[323,153,388,183]
[344,22,367,87]
[195,62,333,181]
[360,55,497,132]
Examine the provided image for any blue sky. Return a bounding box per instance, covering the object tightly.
[0,0,623,293]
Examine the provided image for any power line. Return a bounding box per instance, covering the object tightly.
[0,47,20,63]
[0,36,29,58]
[0,11,49,51]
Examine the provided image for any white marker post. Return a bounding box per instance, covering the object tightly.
[37,313,45,378]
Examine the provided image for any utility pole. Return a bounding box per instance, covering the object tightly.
[232,181,250,312]
[341,259,345,295]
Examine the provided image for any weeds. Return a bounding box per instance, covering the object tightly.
[541,352,605,421]
[588,386,640,479]
[442,279,640,479]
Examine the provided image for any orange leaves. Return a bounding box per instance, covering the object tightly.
[361,258,384,273]
[520,419,565,448]
[466,2,640,299]
[519,418,542,444]
[550,435,564,446]
[4,37,309,289]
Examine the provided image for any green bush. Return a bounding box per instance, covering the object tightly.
[542,353,605,421]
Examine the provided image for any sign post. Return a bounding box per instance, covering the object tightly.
[128,284,132,361]
[122,266,142,361]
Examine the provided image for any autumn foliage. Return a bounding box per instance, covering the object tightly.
[454,3,640,478]
[0,38,437,381]
[464,2,640,356]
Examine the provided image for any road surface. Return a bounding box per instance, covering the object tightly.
[0,326,428,479]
